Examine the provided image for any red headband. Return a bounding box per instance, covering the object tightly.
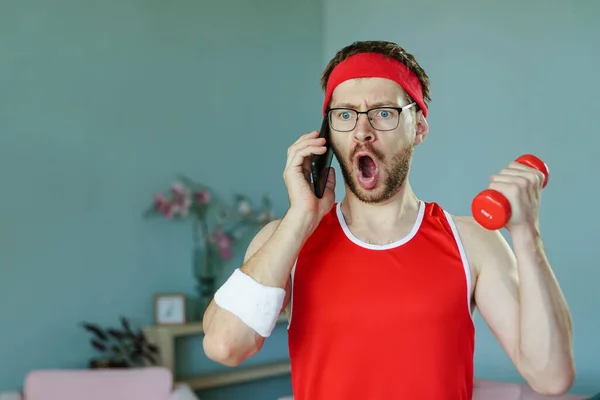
[322,52,427,118]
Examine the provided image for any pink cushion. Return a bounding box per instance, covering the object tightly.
[23,367,172,400]
[473,379,588,400]
[277,379,588,400]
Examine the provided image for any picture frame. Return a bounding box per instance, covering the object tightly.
[153,293,187,326]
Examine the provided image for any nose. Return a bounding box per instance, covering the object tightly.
[352,113,374,143]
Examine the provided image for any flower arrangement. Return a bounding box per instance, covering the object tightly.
[81,317,158,369]
[144,175,277,315]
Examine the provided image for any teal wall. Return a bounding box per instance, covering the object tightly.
[2,0,599,398]
[324,0,600,395]
[0,0,321,398]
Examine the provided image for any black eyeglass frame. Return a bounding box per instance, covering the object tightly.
[325,102,417,132]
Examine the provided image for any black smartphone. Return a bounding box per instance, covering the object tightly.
[311,116,334,199]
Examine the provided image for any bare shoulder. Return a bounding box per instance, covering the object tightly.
[243,219,282,262]
[451,214,502,247]
[449,214,516,274]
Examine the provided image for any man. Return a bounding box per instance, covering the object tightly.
[202,40,575,399]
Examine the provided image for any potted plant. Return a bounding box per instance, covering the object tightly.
[81,316,159,369]
[144,175,276,316]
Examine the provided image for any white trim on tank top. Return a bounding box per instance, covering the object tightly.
[442,210,474,321]
[335,200,426,250]
[286,202,474,329]
[287,201,424,329]
[287,260,296,329]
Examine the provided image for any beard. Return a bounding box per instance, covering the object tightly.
[332,141,413,204]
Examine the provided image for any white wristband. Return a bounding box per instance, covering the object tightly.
[213,268,286,337]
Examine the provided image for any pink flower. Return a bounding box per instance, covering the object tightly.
[170,194,190,215]
[194,190,211,205]
[171,182,186,196]
[212,229,233,260]
[154,194,171,215]
[170,204,187,217]
[154,193,167,206]
[162,203,175,219]
[181,196,191,211]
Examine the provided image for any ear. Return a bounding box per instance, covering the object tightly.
[413,111,429,146]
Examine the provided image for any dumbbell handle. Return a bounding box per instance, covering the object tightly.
[471,154,549,230]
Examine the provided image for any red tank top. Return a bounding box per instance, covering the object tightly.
[287,201,475,400]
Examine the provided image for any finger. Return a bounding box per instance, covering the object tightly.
[507,162,545,186]
[302,154,312,180]
[323,168,336,203]
[325,167,336,191]
[491,168,539,189]
[490,174,529,190]
[488,181,520,199]
[508,161,542,172]
[286,143,324,170]
[286,138,326,165]
[293,137,326,149]
[302,164,311,182]
[287,145,327,171]
[285,144,320,181]
[287,136,323,154]
[292,131,320,146]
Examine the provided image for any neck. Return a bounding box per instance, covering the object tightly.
[340,180,421,229]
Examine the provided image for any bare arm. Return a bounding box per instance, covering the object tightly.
[202,211,312,366]
[456,217,575,395]
[202,129,336,366]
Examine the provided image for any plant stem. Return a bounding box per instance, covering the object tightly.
[192,216,201,247]
[200,218,212,276]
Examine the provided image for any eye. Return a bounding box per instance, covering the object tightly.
[374,108,397,119]
[333,110,353,120]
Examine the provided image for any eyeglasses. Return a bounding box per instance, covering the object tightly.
[326,102,417,132]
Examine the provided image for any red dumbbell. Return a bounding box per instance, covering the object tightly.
[471,154,549,230]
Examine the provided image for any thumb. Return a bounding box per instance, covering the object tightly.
[323,167,336,199]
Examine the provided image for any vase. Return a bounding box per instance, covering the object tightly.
[191,214,229,320]
[193,245,216,316]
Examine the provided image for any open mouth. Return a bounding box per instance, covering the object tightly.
[355,153,378,189]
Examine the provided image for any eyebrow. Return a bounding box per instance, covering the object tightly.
[330,101,400,109]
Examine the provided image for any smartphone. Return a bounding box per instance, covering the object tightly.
[311,116,334,199]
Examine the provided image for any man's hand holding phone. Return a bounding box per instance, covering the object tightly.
[283,130,336,240]
[202,129,335,363]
